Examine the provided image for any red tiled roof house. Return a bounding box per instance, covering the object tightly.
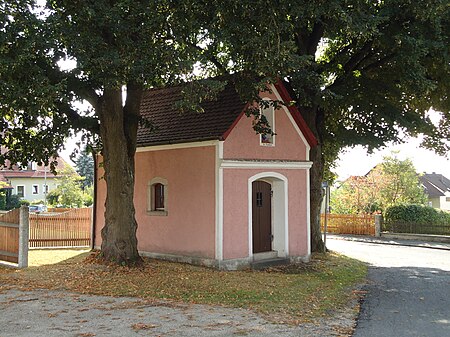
[94,80,317,270]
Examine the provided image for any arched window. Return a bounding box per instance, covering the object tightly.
[154,183,165,210]
[148,178,168,216]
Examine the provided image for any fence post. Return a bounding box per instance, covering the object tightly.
[374,214,382,237]
[18,205,29,268]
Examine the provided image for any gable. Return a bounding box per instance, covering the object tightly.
[136,78,317,151]
[222,87,309,161]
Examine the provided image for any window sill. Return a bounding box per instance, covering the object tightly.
[147,210,168,216]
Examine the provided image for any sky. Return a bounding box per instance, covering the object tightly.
[334,110,450,181]
[334,137,450,181]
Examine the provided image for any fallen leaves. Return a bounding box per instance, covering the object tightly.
[131,323,158,330]
[0,251,367,324]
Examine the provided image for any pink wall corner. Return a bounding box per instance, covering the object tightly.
[287,169,309,256]
[222,168,309,260]
[223,91,308,161]
[95,146,217,258]
[133,146,216,258]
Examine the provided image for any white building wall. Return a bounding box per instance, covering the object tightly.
[10,177,58,203]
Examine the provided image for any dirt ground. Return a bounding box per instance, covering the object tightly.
[0,249,361,336]
[0,288,358,337]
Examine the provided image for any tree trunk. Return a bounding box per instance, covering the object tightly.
[98,87,142,265]
[301,105,326,253]
[309,143,326,252]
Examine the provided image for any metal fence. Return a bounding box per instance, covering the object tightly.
[384,222,450,236]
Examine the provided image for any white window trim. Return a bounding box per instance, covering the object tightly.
[16,185,25,198]
[32,184,39,195]
[42,184,49,194]
[259,98,276,147]
[147,177,168,216]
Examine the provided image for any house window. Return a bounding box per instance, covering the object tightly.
[148,178,168,216]
[43,184,49,194]
[16,185,25,198]
[32,185,39,195]
[260,101,275,146]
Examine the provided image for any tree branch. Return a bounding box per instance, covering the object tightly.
[186,40,228,75]
[66,75,101,110]
[307,22,324,56]
[123,82,143,157]
[59,102,100,134]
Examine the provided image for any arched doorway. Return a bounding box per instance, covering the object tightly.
[252,180,272,253]
[248,173,288,258]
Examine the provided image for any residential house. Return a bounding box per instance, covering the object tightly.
[420,173,450,211]
[94,79,317,270]
[0,155,69,203]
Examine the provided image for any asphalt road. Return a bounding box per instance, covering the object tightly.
[327,238,450,337]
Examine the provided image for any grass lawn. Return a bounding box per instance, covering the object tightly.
[0,250,367,323]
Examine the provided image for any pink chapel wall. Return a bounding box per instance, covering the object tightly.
[95,146,216,258]
[222,168,309,260]
[223,91,308,161]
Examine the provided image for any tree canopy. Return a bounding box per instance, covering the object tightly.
[190,0,449,250]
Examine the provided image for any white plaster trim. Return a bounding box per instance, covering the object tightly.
[215,141,224,261]
[248,172,288,259]
[259,98,276,147]
[284,178,289,256]
[306,169,311,255]
[136,140,218,152]
[270,84,311,161]
[221,159,312,169]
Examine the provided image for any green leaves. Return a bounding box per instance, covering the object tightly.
[331,154,428,214]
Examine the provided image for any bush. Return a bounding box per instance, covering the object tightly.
[20,199,30,206]
[0,192,6,210]
[6,194,22,210]
[384,204,450,226]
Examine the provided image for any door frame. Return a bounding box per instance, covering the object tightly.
[248,172,288,258]
[252,180,272,254]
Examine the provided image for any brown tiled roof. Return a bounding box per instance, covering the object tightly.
[0,156,69,179]
[137,82,248,147]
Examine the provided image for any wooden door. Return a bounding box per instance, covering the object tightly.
[252,181,272,253]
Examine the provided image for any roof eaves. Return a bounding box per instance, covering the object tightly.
[273,79,318,147]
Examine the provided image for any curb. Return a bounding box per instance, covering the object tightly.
[327,234,450,252]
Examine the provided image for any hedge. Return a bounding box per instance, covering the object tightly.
[384,204,450,226]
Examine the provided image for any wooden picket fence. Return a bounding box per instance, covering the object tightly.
[0,208,20,264]
[29,208,92,248]
[321,213,376,235]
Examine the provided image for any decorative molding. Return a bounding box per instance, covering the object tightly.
[221,159,313,169]
[136,140,218,152]
[270,84,311,161]
[215,142,224,260]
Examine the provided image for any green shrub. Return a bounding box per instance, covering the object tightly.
[20,199,30,206]
[384,204,450,226]
[6,194,22,210]
[0,192,6,210]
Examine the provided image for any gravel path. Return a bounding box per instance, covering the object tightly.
[0,289,358,337]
